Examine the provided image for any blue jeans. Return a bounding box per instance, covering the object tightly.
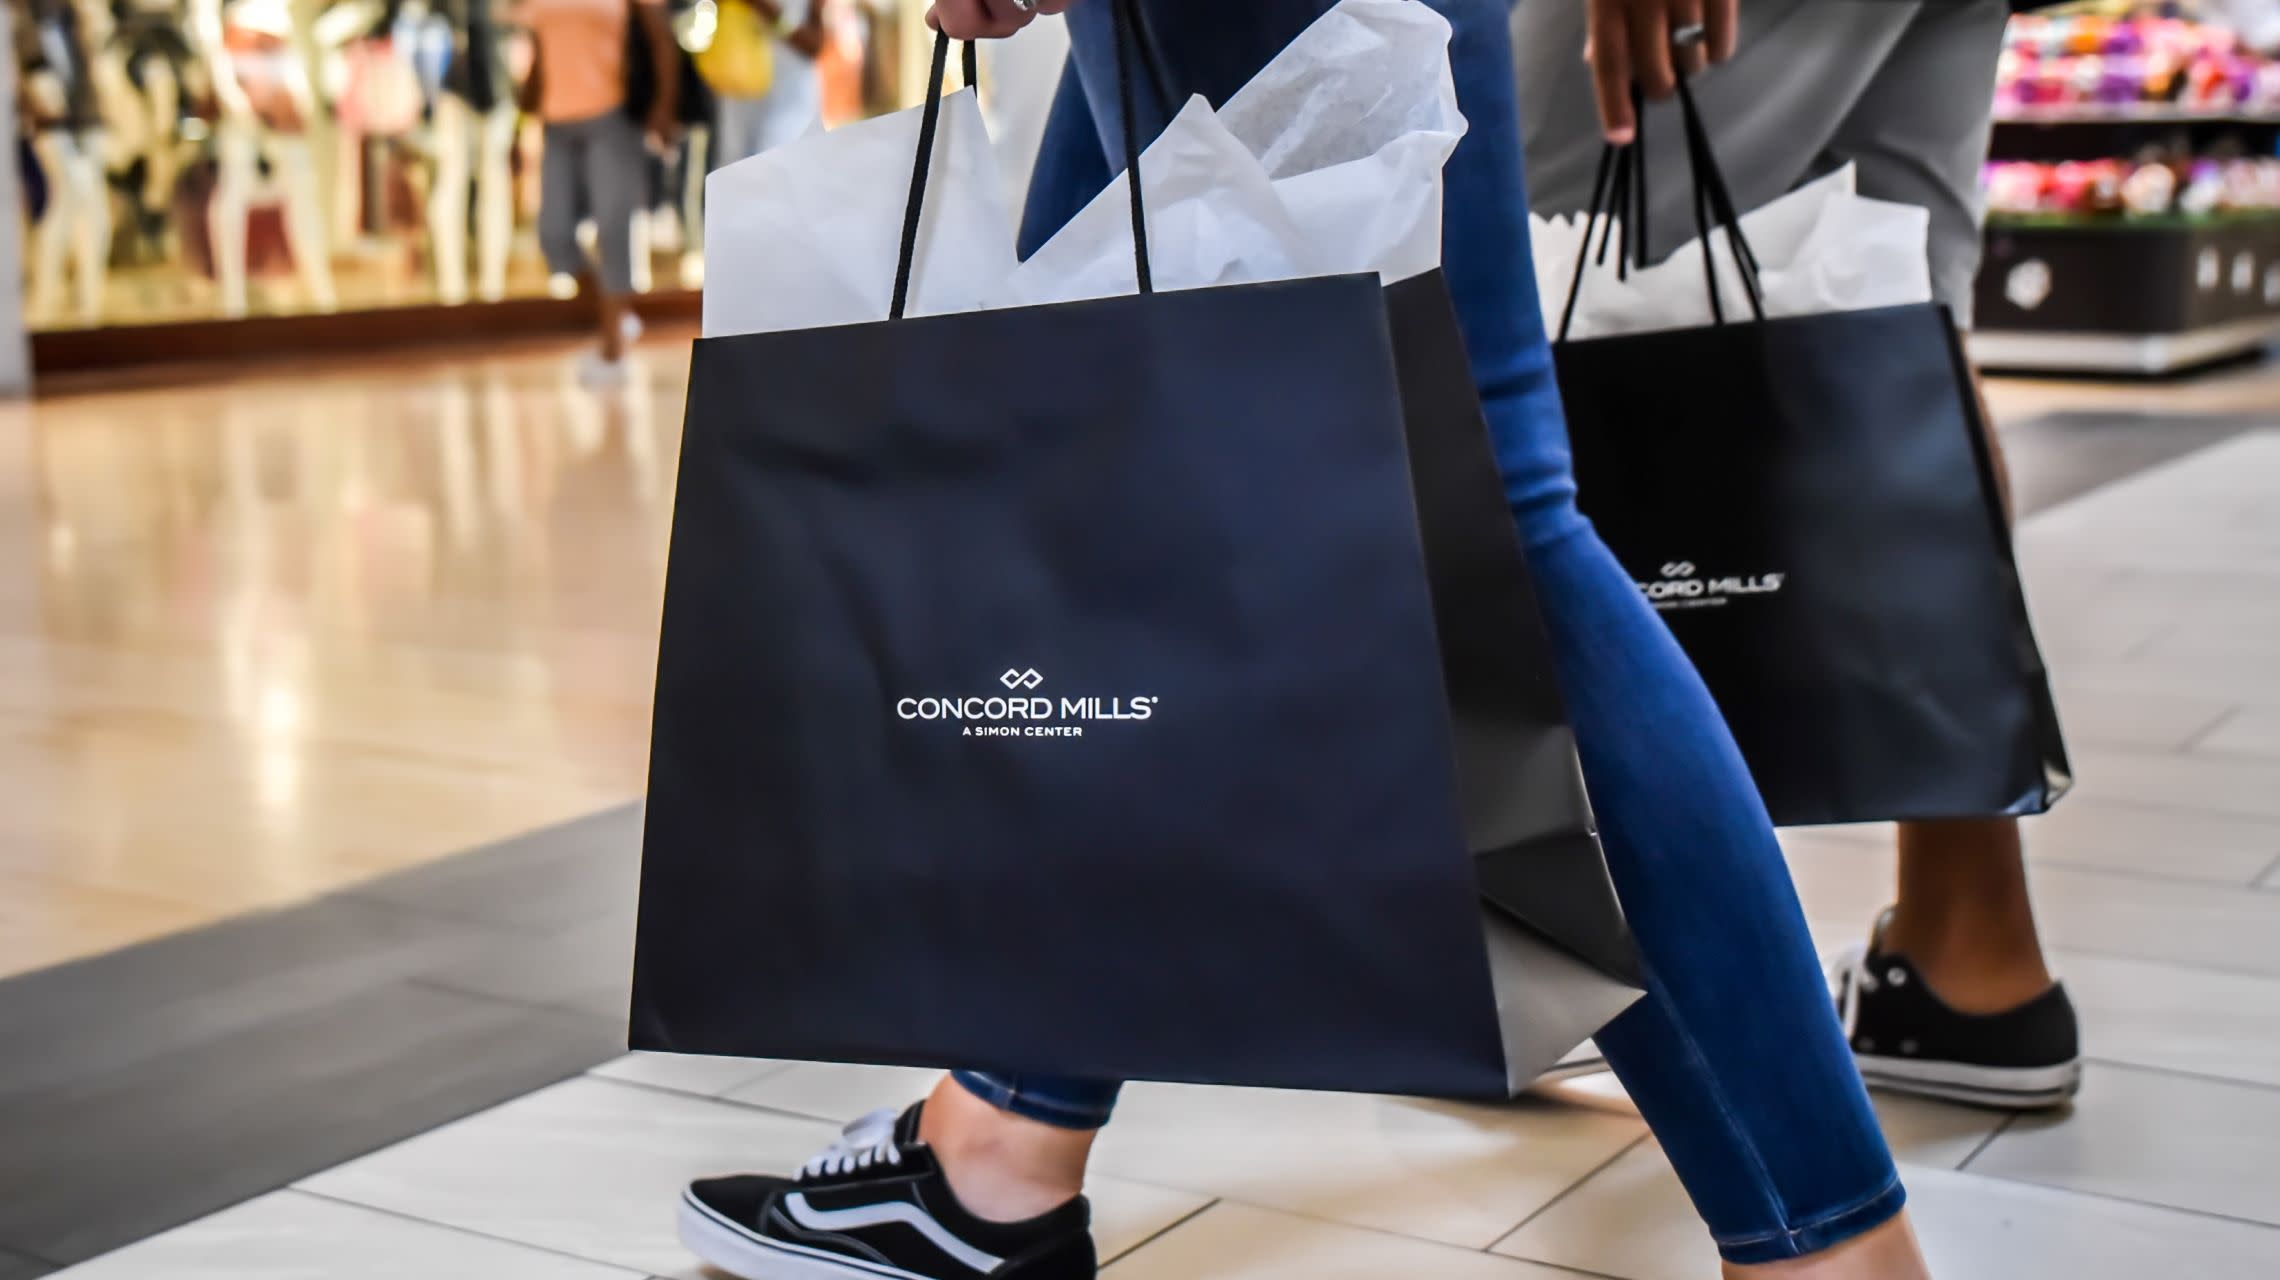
[956,0,1903,1264]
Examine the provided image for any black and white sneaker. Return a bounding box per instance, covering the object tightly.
[1835,920,2083,1111]
[680,1104,1097,1280]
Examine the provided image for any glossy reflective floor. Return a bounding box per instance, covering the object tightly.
[0,340,689,979]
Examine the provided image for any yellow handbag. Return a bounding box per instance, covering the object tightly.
[692,0,775,99]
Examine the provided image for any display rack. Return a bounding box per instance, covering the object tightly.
[1973,112,2280,374]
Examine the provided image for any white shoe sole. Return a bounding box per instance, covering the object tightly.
[1856,1053,2083,1110]
[678,1192,929,1280]
[1531,1047,2082,1112]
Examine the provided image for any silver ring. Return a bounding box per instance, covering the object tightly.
[1672,22,1706,47]
[1009,0,1037,11]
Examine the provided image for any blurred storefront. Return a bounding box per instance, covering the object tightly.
[8,0,924,376]
[1974,0,2280,372]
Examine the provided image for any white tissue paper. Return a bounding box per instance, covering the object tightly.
[701,88,1015,338]
[701,0,1465,339]
[1531,165,1935,342]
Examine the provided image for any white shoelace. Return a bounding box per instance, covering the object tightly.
[800,1108,905,1180]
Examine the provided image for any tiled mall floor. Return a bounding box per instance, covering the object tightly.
[39,429,2280,1277]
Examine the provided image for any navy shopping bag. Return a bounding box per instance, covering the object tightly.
[1554,81,2070,827]
[633,10,1639,1098]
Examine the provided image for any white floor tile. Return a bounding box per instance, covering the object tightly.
[50,1190,641,1280]
[2060,949,2280,1089]
[2065,746,2280,821]
[1872,1095,2006,1170]
[1796,798,2280,887]
[1086,1083,1643,1250]
[1783,841,2280,978]
[1514,1071,1999,1173]
[298,1076,839,1275]
[2056,657,2280,712]
[1106,1202,1582,1279]
[2046,684,2235,752]
[2197,707,2280,761]
[2019,797,2280,885]
[1495,1145,2280,1280]
[721,1060,947,1123]
[1907,1163,2280,1280]
[1970,1062,2280,1227]
[298,1076,1202,1273]
[589,1051,788,1098]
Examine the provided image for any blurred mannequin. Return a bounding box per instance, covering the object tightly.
[18,0,112,324]
[707,0,816,166]
[430,0,513,302]
[190,0,338,316]
[108,0,201,261]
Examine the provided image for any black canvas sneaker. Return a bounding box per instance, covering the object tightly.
[680,1104,1097,1280]
[1835,914,2083,1110]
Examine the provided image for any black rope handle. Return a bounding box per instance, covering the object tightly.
[1554,70,1767,342]
[890,0,1152,321]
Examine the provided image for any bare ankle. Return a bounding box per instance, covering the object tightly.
[1879,904,2053,1014]
[919,1076,1093,1225]
[1887,820,2055,1014]
[1721,1211,1932,1279]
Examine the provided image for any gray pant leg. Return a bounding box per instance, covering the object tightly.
[583,112,649,296]
[1812,0,2009,325]
[538,119,590,278]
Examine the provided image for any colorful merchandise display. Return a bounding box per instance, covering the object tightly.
[1997,5,2280,116]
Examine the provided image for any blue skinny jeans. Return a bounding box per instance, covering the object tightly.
[954,0,1903,1263]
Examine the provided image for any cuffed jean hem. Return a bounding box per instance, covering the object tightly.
[950,1071,1118,1131]
[1713,1177,1908,1266]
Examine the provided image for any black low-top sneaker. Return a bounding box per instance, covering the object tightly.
[680,1103,1097,1280]
[1835,919,2083,1111]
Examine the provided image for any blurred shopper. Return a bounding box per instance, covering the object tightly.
[517,0,679,385]
[1515,0,2080,1110]
[675,2,1943,1278]
[708,0,826,166]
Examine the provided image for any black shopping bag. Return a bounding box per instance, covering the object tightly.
[1553,82,2070,827]
[633,15,1639,1098]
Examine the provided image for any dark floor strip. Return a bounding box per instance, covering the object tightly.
[2001,408,2266,517]
[0,806,644,1267]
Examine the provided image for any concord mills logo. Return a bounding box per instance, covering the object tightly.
[1637,559,1786,612]
[899,668,1158,739]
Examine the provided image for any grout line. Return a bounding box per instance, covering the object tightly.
[2007,857,2280,895]
[1956,1114,2015,1172]
[2256,850,2280,891]
[1940,1167,2280,1237]
[578,1071,846,1117]
[2176,705,2246,754]
[1098,1198,1219,1268]
[2079,1056,2280,1099]
[1485,1133,1652,1256]
[285,1188,650,1275]
[2036,940,2280,985]
[1157,1194,1632,1279]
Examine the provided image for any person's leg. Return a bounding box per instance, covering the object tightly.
[1804,0,2077,1105]
[1814,0,2055,1012]
[584,113,650,365]
[935,0,1916,1269]
[536,118,592,292]
[1516,0,2074,1108]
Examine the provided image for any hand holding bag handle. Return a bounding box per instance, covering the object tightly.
[891,0,1153,320]
[1555,68,1765,342]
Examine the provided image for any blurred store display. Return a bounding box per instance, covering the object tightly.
[1976,1,2280,372]
[10,0,919,341]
